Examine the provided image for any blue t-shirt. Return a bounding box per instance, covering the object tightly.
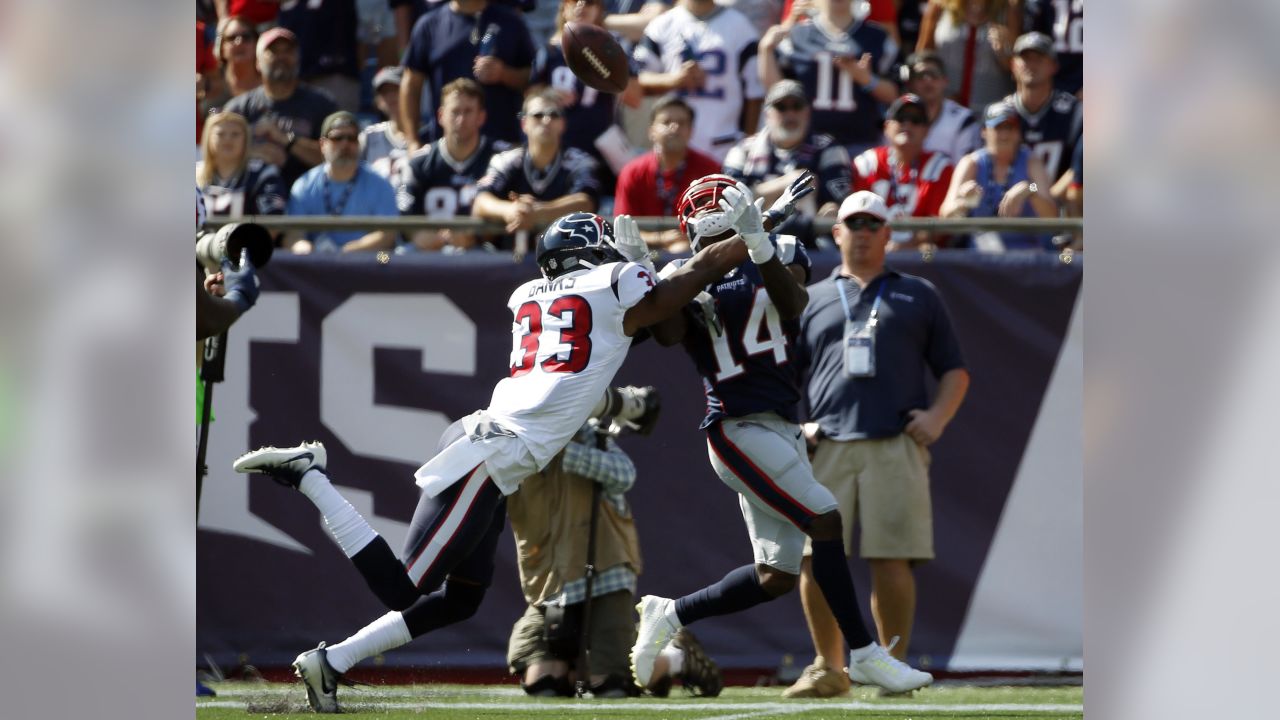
[796,268,966,441]
[287,164,399,248]
[666,236,812,429]
[402,2,535,144]
[972,145,1051,250]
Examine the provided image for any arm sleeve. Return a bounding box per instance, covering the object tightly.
[614,261,658,310]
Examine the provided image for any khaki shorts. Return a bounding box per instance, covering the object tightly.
[507,590,636,678]
[803,434,934,561]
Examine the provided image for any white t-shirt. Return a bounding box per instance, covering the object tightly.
[634,6,764,162]
[483,261,656,489]
[923,98,981,164]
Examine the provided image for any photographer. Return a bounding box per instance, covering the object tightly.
[505,387,723,698]
[196,190,271,340]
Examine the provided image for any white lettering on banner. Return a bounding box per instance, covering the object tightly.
[198,293,312,554]
[321,294,476,466]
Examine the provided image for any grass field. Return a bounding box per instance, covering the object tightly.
[196,681,1083,719]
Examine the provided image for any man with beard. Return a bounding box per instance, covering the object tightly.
[722,80,850,246]
[284,111,400,254]
[224,27,340,192]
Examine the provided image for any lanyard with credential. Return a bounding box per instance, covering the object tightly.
[838,277,887,333]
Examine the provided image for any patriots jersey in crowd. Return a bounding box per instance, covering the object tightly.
[775,15,898,146]
[723,132,852,212]
[197,158,287,217]
[531,42,631,173]
[398,136,507,219]
[923,98,981,163]
[663,236,812,428]
[633,6,764,161]
[277,0,360,80]
[403,2,535,144]
[360,121,411,194]
[1005,88,1082,182]
[852,147,954,218]
[390,0,536,31]
[1024,0,1083,95]
[489,259,657,472]
[476,146,601,206]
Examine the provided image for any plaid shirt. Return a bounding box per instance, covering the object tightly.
[544,426,639,606]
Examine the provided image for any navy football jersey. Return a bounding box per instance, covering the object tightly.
[722,131,852,210]
[775,17,898,146]
[665,236,813,428]
[277,0,360,80]
[398,136,507,218]
[198,157,287,217]
[1006,89,1081,182]
[475,146,601,204]
[1024,0,1083,95]
[403,3,535,144]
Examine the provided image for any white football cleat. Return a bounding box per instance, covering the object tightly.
[233,441,326,489]
[846,640,933,694]
[630,595,679,688]
[293,642,343,713]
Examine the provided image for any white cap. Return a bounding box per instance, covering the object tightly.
[837,191,890,222]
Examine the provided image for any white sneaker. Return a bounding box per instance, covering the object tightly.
[847,640,933,694]
[233,441,326,489]
[630,595,679,688]
[293,642,343,713]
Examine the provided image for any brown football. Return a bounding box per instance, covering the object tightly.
[561,21,630,95]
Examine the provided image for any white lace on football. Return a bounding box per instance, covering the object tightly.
[582,48,610,78]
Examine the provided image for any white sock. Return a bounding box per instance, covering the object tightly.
[325,611,413,674]
[850,642,878,662]
[299,469,377,557]
[659,645,684,675]
[663,603,684,629]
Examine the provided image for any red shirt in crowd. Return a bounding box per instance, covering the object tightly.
[614,149,724,218]
[197,21,217,144]
[852,146,954,218]
[228,0,281,25]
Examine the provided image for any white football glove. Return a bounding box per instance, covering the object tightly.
[719,186,774,264]
[765,171,817,228]
[612,214,650,266]
[688,193,749,243]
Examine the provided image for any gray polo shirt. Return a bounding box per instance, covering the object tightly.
[796,266,966,441]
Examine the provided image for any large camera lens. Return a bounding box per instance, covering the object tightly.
[196,222,274,273]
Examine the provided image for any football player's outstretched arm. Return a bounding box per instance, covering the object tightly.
[623,239,748,336]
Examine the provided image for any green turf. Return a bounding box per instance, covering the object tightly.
[196,682,1083,719]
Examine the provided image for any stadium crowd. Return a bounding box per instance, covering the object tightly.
[196,0,1082,254]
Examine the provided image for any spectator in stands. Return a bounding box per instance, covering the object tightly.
[723,80,850,246]
[392,0,537,54]
[360,66,413,193]
[851,94,955,249]
[214,0,280,29]
[198,21,222,146]
[472,89,600,250]
[940,101,1056,250]
[718,0,784,36]
[211,15,263,106]
[398,79,509,253]
[903,51,980,163]
[224,27,340,192]
[916,0,1017,111]
[400,0,535,150]
[356,0,402,72]
[633,0,764,162]
[198,112,287,220]
[531,0,643,195]
[1001,31,1081,183]
[285,111,400,253]
[277,0,362,112]
[604,0,672,47]
[779,0,902,45]
[759,0,900,160]
[1023,0,1081,97]
[614,95,722,253]
[504,416,722,698]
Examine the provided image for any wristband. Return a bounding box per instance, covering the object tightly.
[763,208,788,229]
[862,75,879,92]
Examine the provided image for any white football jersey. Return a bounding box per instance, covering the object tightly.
[359,121,410,191]
[486,261,657,475]
[634,6,764,162]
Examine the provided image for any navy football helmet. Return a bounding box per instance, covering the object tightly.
[536,212,624,279]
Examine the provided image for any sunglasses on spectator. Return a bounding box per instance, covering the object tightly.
[523,110,564,121]
[911,68,942,80]
[772,101,807,113]
[325,133,359,143]
[223,32,255,44]
[894,113,929,126]
[844,216,886,231]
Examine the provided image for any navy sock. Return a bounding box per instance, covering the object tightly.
[809,538,874,649]
[673,564,773,625]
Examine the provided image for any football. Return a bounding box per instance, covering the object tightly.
[562,22,630,95]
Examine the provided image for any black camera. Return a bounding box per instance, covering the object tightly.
[196,222,274,273]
